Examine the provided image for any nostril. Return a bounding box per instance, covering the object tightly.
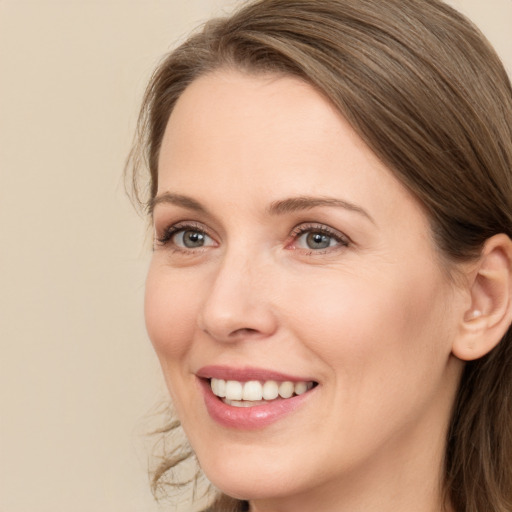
[230,327,259,337]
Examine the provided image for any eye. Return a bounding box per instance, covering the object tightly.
[289,223,349,252]
[299,231,338,250]
[174,229,213,249]
[156,223,216,251]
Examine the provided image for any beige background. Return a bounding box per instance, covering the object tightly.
[0,1,510,511]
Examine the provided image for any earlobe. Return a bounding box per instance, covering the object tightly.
[452,234,512,361]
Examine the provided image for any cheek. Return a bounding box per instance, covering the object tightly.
[278,265,457,459]
[144,264,199,361]
[281,263,453,379]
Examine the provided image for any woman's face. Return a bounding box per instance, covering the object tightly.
[146,71,465,508]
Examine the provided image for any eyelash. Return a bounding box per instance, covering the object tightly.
[154,221,350,254]
[288,223,350,253]
[155,221,210,247]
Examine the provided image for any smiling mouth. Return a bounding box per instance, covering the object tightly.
[209,378,317,407]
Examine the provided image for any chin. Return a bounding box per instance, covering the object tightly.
[204,468,297,502]
[195,442,318,503]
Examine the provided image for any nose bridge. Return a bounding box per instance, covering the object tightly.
[198,242,277,341]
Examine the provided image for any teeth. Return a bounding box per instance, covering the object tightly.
[216,378,226,397]
[278,381,294,398]
[294,381,308,395]
[225,380,243,400]
[242,381,263,401]
[224,399,270,407]
[262,380,279,400]
[210,378,315,403]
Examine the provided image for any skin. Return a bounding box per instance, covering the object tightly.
[145,70,467,512]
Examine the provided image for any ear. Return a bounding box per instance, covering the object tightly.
[452,234,512,361]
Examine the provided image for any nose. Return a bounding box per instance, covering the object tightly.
[197,251,279,343]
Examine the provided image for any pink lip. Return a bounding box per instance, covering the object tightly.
[196,366,317,430]
[196,365,315,383]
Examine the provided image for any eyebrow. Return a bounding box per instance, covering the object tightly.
[267,196,374,223]
[148,193,209,216]
[149,192,374,223]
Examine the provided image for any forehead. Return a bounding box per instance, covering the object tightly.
[158,70,350,174]
[157,70,421,227]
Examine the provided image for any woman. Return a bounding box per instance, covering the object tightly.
[127,0,512,510]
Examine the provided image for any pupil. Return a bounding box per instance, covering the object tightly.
[184,231,205,248]
[307,232,330,249]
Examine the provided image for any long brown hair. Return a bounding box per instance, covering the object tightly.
[127,1,512,510]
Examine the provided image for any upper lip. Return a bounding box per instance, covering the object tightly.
[196,365,316,383]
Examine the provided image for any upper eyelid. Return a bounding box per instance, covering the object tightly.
[155,220,351,248]
[290,222,350,242]
[155,221,215,245]
[156,220,211,235]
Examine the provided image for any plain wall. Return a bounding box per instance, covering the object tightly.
[0,1,510,511]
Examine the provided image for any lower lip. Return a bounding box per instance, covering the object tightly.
[198,378,315,430]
